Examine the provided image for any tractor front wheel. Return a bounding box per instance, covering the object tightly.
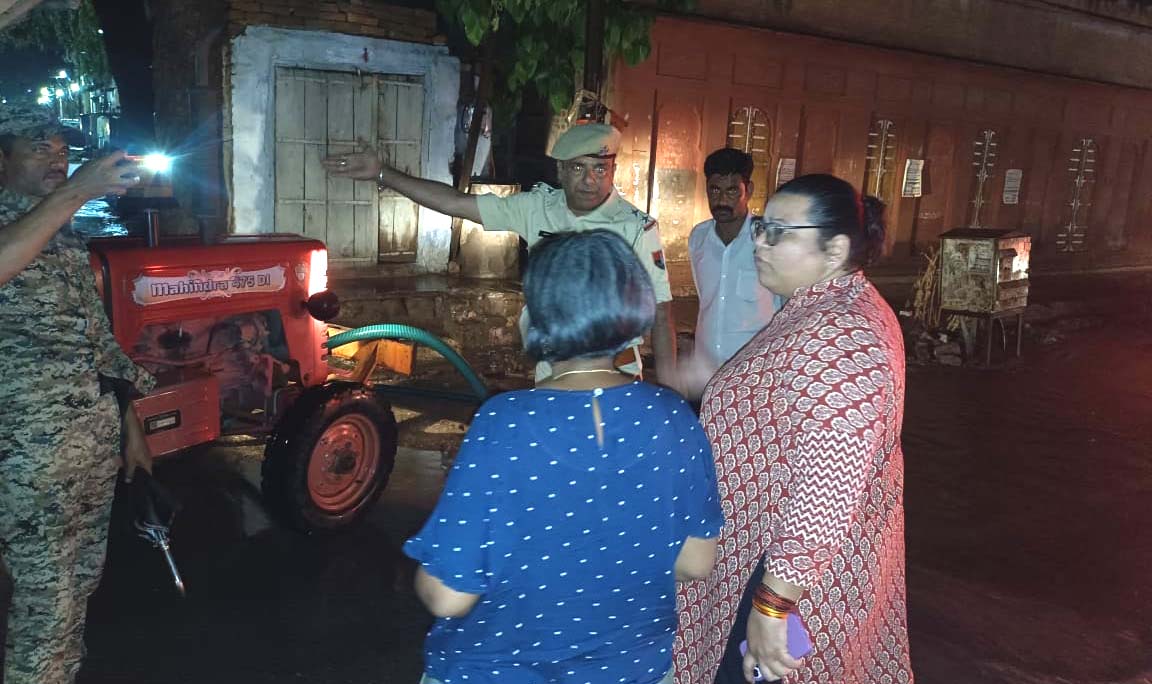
[262,385,397,532]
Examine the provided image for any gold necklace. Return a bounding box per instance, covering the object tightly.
[550,369,621,382]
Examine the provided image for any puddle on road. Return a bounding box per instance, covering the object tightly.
[72,196,129,238]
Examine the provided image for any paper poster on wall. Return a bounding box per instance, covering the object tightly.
[901,159,924,198]
[776,158,797,187]
[1003,169,1024,205]
[968,242,995,274]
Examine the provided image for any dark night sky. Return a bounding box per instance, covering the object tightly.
[0,46,66,104]
[91,0,155,141]
[0,0,153,139]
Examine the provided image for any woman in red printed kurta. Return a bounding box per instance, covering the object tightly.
[675,174,912,684]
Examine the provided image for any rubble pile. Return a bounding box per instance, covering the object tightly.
[901,316,965,366]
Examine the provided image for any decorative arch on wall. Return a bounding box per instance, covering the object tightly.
[726,105,773,215]
[968,128,999,228]
[1056,137,1096,252]
[864,118,897,203]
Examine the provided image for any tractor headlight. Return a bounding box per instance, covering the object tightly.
[308,249,328,296]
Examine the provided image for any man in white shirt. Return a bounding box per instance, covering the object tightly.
[688,148,782,372]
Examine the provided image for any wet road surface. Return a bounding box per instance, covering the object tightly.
[77,317,1152,684]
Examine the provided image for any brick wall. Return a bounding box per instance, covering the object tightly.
[150,0,230,236]
[228,0,443,44]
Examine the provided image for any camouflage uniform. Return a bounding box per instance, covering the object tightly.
[0,555,10,680]
[0,167,154,680]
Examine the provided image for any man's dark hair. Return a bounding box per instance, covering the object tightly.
[0,134,16,157]
[523,230,655,363]
[704,148,754,184]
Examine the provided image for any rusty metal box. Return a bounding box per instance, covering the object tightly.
[939,229,1031,314]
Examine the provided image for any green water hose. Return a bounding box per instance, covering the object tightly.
[326,324,488,401]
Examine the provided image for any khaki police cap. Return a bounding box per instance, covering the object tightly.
[0,102,70,141]
[549,123,621,161]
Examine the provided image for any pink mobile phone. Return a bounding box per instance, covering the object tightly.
[738,613,812,681]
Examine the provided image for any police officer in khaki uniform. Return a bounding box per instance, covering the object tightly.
[323,124,677,381]
[0,103,154,684]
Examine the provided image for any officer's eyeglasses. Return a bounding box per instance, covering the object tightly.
[751,220,832,246]
[561,161,613,179]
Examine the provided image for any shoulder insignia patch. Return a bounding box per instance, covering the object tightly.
[651,250,666,270]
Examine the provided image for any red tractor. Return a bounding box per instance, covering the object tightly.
[89,234,486,533]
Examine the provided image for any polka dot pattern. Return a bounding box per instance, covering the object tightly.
[406,382,724,684]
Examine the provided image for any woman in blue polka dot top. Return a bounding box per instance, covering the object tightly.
[405,230,725,684]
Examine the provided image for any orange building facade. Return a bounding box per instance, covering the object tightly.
[610,16,1152,276]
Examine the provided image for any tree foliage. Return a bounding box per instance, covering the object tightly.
[435,0,693,119]
[0,0,112,86]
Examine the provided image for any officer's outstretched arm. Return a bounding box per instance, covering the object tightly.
[377,166,482,224]
[322,152,482,224]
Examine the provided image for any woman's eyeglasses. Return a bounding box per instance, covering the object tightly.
[751,220,831,246]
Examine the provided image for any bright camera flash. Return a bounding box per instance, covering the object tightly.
[141,154,173,174]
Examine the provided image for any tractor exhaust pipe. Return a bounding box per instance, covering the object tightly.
[144,209,161,247]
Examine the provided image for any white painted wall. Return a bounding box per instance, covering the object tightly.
[229,26,459,272]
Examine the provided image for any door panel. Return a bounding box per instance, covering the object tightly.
[274,71,306,236]
[650,91,704,261]
[378,76,424,261]
[274,67,380,264]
